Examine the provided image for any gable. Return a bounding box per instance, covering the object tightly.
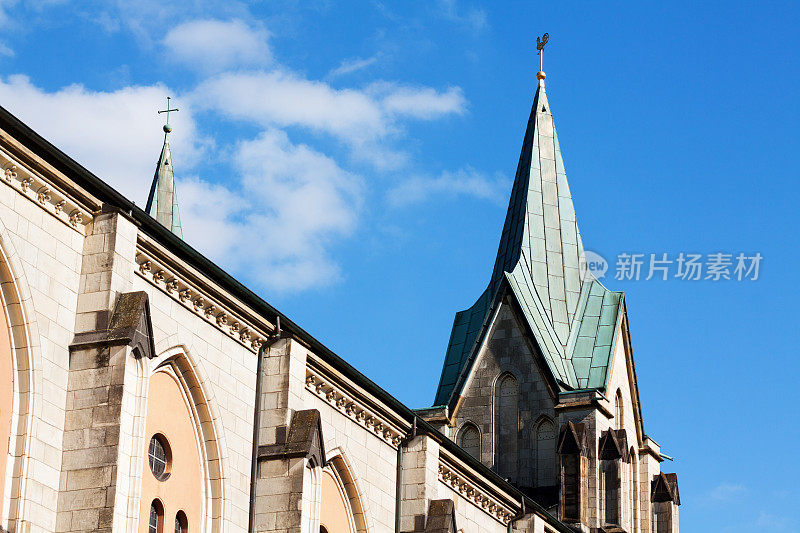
[453,298,559,416]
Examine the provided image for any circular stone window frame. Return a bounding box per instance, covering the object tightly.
[148,433,173,482]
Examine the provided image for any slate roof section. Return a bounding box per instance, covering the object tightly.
[145,137,183,238]
[434,79,625,407]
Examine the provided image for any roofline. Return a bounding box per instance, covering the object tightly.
[0,104,572,532]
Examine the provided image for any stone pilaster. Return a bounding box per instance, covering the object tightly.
[252,337,314,533]
[399,434,440,532]
[55,208,139,532]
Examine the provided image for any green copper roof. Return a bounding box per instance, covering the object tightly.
[434,80,624,407]
[145,137,183,238]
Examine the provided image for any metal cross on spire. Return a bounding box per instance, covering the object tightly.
[157,96,179,134]
[536,33,549,72]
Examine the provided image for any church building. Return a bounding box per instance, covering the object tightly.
[0,58,679,532]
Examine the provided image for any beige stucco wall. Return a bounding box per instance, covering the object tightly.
[319,469,353,533]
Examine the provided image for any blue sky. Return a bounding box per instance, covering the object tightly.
[0,1,797,530]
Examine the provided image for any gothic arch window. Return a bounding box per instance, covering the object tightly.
[0,239,34,528]
[139,364,205,533]
[561,454,581,521]
[534,417,556,487]
[602,459,621,526]
[494,373,519,481]
[615,389,624,430]
[0,289,13,522]
[457,423,481,459]
[630,448,638,533]
[653,502,672,533]
[319,453,367,533]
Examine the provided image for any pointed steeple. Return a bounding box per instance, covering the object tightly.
[146,98,183,238]
[434,55,624,407]
[489,69,584,344]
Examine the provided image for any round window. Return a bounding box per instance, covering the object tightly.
[148,434,171,481]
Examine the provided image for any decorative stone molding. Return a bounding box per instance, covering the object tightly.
[134,248,271,353]
[437,461,517,524]
[304,370,405,449]
[0,149,91,233]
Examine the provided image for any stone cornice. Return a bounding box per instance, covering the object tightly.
[554,397,614,419]
[304,359,407,449]
[437,452,517,524]
[134,239,273,353]
[0,145,91,234]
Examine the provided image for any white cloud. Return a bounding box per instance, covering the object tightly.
[191,71,466,167]
[328,55,379,78]
[703,482,745,503]
[377,84,466,120]
[756,511,797,530]
[193,70,385,144]
[0,0,16,26]
[0,17,479,292]
[387,167,509,208]
[436,0,487,33]
[181,129,363,291]
[163,19,272,73]
[0,74,360,291]
[0,75,205,203]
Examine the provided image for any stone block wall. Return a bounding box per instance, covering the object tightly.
[0,144,92,532]
[451,302,557,489]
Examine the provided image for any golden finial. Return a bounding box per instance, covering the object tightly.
[536,33,549,84]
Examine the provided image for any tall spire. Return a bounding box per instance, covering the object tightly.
[146,97,183,238]
[434,43,624,406]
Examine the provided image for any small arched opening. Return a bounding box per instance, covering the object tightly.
[494,373,519,481]
[457,422,481,460]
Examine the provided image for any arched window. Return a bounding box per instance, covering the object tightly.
[0,291,13,522]
[561,454,581,521]
[535,418,556,486]
[139,368,203,533]
[494,373,519,481]
[458,423,481,459]
[615,389,624,430]
[318,452,368,533]
[320,469,356,533]
[630,449,638,532]
[149,499,164,533]
[653,502,672,532]
[602,460,620,525]
[174,511,187,533]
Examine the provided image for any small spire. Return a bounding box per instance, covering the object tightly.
[146,97,183,238]
[536,32,549,87]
